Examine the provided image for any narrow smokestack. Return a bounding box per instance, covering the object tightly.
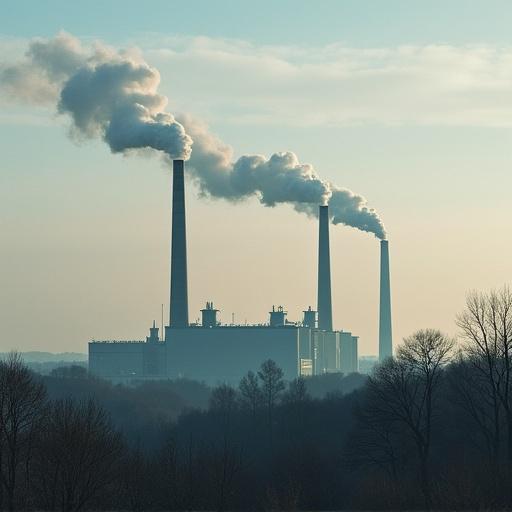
[317,205,333,331]
[379,240,393,360]
[169,159,189,328]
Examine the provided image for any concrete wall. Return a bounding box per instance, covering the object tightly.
[340,333,359,374]
[313,331,339,374]
[89,341,167,382]
[89,325,358,384]
[165,326,304,384]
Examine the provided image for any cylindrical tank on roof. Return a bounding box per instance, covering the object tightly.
[269,305,287,327]
[201,301,219,328]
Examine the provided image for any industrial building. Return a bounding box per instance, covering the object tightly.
[89,159,392,384]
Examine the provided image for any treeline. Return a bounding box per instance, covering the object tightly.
[40,365,364,450]
[0,352,87,377]
[0,357,364,511]
[3,286,512,510]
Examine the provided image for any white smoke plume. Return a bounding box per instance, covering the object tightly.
[0,32,386,239]
[1,32,191,159]
[179,114,386,239]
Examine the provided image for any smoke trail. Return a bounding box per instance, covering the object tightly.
[1,32,191,159]
[179,114,386,239]
[0,32,386,239]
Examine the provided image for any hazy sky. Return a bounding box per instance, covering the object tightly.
[2,0,512,355]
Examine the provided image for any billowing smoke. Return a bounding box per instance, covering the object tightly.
[179,114,386,239]
[1,32,191,159]
[0,32,386,239]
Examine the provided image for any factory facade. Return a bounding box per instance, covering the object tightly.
[90,313,360,384]
[88,159,391,385]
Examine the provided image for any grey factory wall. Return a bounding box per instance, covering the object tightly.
[165,327,303,385]
[89,342,167,381]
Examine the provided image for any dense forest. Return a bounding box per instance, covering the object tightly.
[2,287,512,511]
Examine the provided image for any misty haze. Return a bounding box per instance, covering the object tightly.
[2,1,512,511]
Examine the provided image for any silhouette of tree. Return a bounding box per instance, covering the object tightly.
[209,384,239,415]
[282,377,310,405]
[348,397,405,482]
[0,352,46,511]
[356,329,453,509]
[304,372,366,398]
[280,377,311,443]
[120,443,153,512]
[208,384,244,512]
[154,436,179,510]
[34,399,124,512]
[448,355,501,463]
[238,371,263,417]
[457,287,512,469]
[49,365,87,379]
[258,359,285,440]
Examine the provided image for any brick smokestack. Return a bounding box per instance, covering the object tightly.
[379,239,393,360]
[169,159,189,328]
[317,205,333,331]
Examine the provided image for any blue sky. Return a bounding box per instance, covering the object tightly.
[1,1,512,355]
[3,0,512,45]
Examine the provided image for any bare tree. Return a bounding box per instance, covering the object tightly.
[121,444,151,512]
[238,371,263,418]
[448,353,501,468]
[208,385,244,512]
[457,287,512,469]
[258,360,285,444]
[282,377,310,406]
[0,352,46,511]
[209,384,239,415]
[347,400,405,485]
[34,399,124,512]
[357,329,453,509]
[155,436,179,510]
[281,377,311,438]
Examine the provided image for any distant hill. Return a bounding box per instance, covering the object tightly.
[0,351,87,363]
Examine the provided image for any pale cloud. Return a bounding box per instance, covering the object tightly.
[139,36,512,127]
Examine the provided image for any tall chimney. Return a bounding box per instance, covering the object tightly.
[379,240,393,360]
[169,159,189,328]
[317,205,333,331]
